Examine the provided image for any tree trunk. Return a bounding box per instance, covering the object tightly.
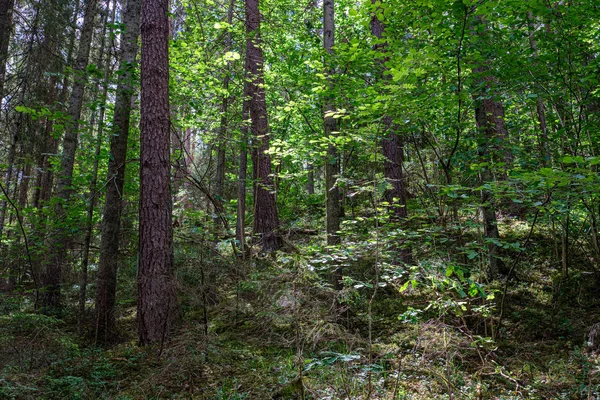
[469,14,508,280]
[95,0,140,342]
[42,0,98,311]
[0,0,14,100]
[77,0,115,335]
[323,0,341,249]
[370,0,411,264]
[236,81,250,256]
[0,4,38,239]
[527,12,550,167]
[245,0,280,252]
[214,0,234,233]
[138,0,176,345]
[306,163,315,195]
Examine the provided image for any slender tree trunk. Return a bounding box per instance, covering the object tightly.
[95,0,140,342]
[370,0,411,264]
[0,124,18,239]
[246,0,281,252]
[17,163,31,209]
[32,0,79,209]
[470,15,508,280]
[0,4,39,239]
[527,12,550,167]
[138,0,176,345]
[42,0,99,310]
[0,0,14,100]
[236,81,250,256]
[306,163,315,195]
[323,0,341,249]
[78,0,116,335]
[214,0,235,233]
[32,76,57,209]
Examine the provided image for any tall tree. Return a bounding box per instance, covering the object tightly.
[236,80,250,256]
[41,0,99,310]
[323,0,341,249]
[138,0,176,345]
[246,0,280,252]
[95,0,141,342]
[215,0,235,205]
[0,0,14,101]
[370,0,410,264]
[470,14,509,279]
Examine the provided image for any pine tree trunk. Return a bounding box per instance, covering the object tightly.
[323,0,340,249]
[138,0,176,345]
[42,0,98,310]
[470,15,508,280]
[371,1,411,264]
[245,0,280,252]
[95,0,140,342]
[77,0,115,335]
[0,0,14,100]
[236,81,250,256]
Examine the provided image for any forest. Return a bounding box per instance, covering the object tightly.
[1,0,600,398]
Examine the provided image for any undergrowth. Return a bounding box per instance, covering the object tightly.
[2,222,600,399]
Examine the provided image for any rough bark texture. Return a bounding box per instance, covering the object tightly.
[80,0,114,329]
[370,6,408,221]
[138,0,177,345]
[0,0,14,100]
[236,81,250,256]
[95,0,140,343]
[323,0,341,248]
[245,0,280,252]
[471,15,507,280]
[41,0,98,310]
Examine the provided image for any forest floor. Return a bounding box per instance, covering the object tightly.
[2,224,600,399]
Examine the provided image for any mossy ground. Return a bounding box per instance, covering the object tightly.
[2,223,600,399]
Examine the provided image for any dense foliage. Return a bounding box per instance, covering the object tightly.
[1,0,600,398]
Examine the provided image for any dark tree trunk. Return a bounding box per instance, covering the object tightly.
[370,5,408,220]
[471,15,508,280]
[306,163,315,195]
[95,0,140,342]
[0,0,14,100]
[370,0,411,265]
[323,0,341,248]
[236,81,250,256]
[42,0,98,311]
[245,0,280,252]
[76,0,114,335]
[138,0,176,345]
[214,0,234,234]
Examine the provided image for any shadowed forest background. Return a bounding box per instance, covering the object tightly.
[1,0,600,398]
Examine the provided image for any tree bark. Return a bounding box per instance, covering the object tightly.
[41,0,98,311]
[323,0,341,249]
[470,15,508,280]
[0,0,14,100]
[236,81,250,256]
[95,0,140,342]
[214,0,235,233]
[246,0,281,252]
[74,0,114,335]
[370,0,411,265]
[138,0,177,345]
